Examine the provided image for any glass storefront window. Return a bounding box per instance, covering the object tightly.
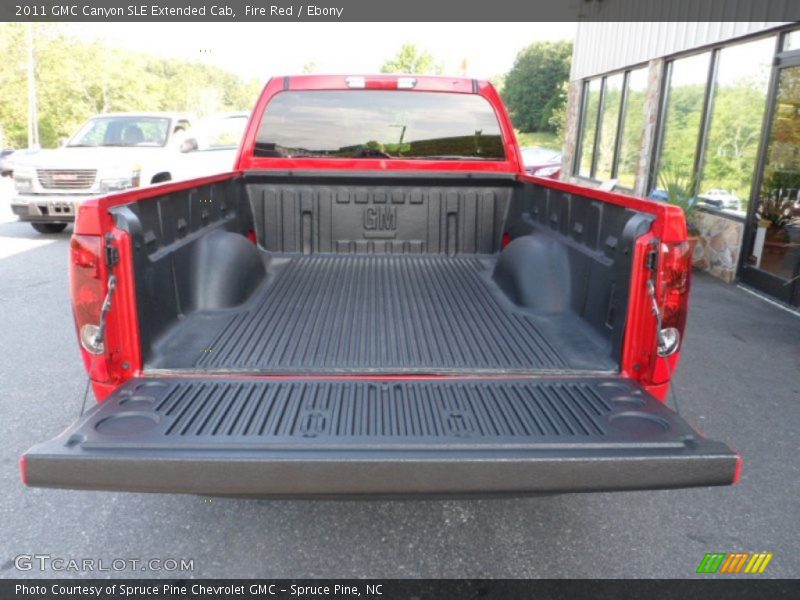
[699,37,774,213]
[782,29,800,52]
[616,67,648,189]
[749,63,800,283]
[594,73,624,181]
[655,52,711,188]
[577,78,601,177]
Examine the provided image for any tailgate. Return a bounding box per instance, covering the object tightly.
[22,377,738,495]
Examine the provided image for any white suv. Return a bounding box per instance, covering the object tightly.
[11,112,196,233]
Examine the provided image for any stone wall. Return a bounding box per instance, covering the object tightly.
[691,210,745,283]
[559,81,582,180]
[633,58,665,198]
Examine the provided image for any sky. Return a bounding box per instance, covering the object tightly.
[72,22,577,82]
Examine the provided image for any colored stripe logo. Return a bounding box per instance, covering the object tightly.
[696,552,773,574]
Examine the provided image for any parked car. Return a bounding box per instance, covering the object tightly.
[11,112,197,233]
[22,75,738,496]
[520,146,561,178]
[698,188,741,210]
[0,149,14,176]
[2,148,42,177]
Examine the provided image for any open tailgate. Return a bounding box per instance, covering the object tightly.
[22,376,738,495]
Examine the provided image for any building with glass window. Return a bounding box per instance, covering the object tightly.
[563,21,800,308]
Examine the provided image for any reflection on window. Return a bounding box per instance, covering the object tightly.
[616,68,648,189]
[594,73,623,180]
[577,79,601,177]
[199,115,248,149]
[753,63,800,280]
[255,91,505,160]
[765,68,800,180]
[656,52,711,185]
[699,37,773,213]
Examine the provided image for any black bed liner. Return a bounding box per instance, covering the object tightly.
[147,254,616,374]
[23,376,738,495]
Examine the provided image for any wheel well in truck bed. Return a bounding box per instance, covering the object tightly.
[111,177,256,355]
[501,184,654,358]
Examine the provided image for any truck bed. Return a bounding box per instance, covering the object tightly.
[117,172,648,377]
[148,253,615,373]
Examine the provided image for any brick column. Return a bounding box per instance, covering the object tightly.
[633,58,665,198]
[560,81,582,181]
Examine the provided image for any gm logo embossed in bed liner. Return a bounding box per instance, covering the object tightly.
[363,206,397,237]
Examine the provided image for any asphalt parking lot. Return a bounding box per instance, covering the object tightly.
[0,187,798,578]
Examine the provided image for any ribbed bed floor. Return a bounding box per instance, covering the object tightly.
[148,255,616,373]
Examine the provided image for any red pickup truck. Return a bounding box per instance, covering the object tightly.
[22,75,738,495]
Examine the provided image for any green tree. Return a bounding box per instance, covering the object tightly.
[502,41,572,133]
[594,76,623,179]
[546,82,569,143]
[657,84,706,177]
[615,69,648,188]
[701,83,769,203]
[0,23,262,149]
[489,73,506,95]
[0,24,28,147]
[380,43,442,75]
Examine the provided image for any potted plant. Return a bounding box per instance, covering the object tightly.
[757,188,794,245]
[656,165,701,251]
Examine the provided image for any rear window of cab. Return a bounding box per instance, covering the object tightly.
[255,90,505,161]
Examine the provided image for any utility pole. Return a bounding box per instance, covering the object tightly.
[390,124,406,144]
[27,23,40,149]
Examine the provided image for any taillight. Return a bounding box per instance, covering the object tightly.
[70,235,110,380]
[655,241,692,357]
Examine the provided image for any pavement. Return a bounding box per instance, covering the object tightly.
[0,209,798,579]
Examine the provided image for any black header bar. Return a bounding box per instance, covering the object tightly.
[4,579,800,600]
[3,0,800,22]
